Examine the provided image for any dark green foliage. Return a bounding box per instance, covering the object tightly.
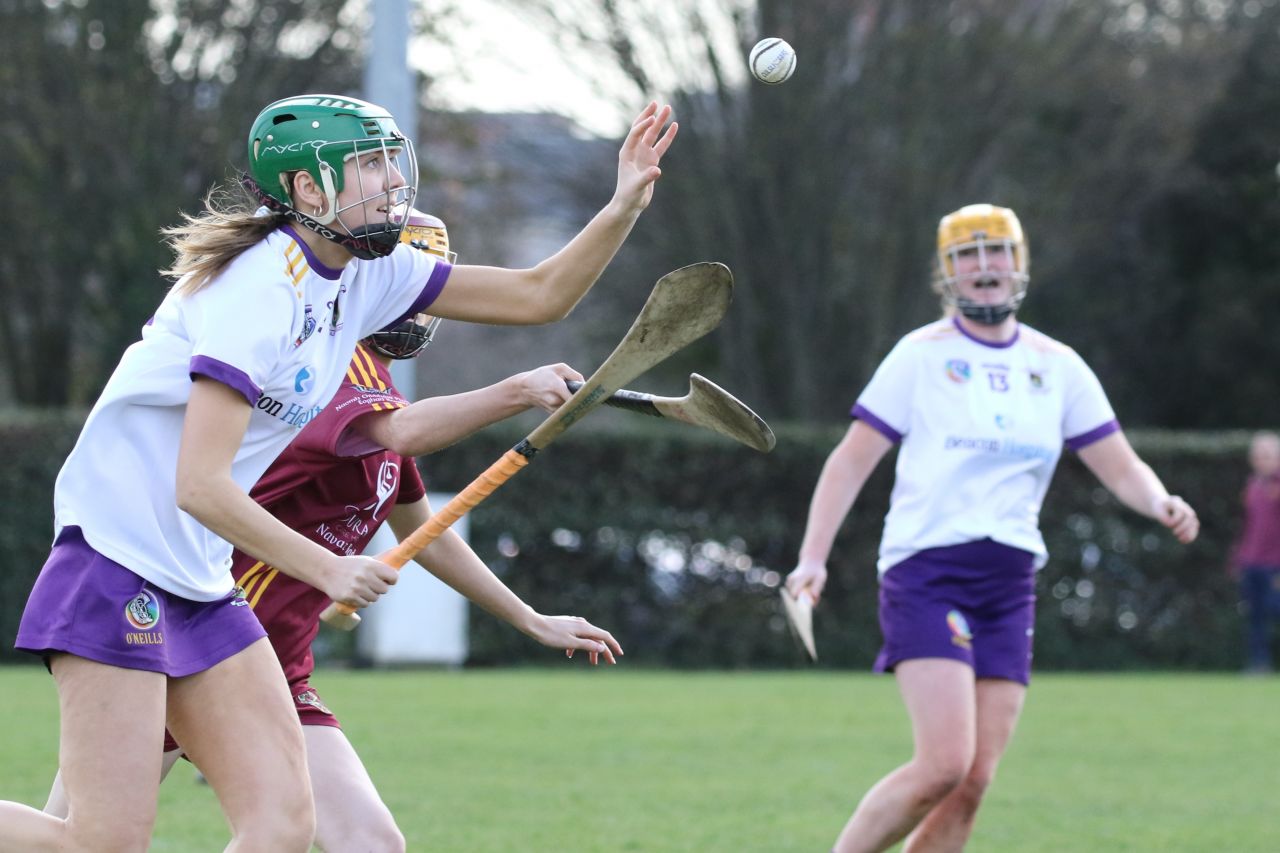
[0,411,85,655]
[0,412,1256,669]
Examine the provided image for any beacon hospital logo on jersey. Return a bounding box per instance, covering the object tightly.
[943,433,1055,463]
[253,364,323,429]
[124,590,164,646]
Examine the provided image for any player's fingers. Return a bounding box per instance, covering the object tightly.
[651,120,678,159]
[556,364,585,383]
[640,104,672,147]
[630,101,658,125]
[580,625,623,657]
[622,108,657,151]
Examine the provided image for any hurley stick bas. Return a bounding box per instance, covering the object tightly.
[321,261,734,629]
[565,374,775,453]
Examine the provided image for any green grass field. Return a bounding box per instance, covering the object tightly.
[1,667,1275,851]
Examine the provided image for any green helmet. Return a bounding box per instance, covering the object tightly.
[245,94,418,259]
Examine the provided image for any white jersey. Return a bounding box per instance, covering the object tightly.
[54,225,451,600]
[854,317,1117,574]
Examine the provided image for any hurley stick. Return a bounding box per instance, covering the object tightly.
[321,262,734,629]
[565,374,775,452]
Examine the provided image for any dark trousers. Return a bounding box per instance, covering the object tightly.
[1240,565,1280,669]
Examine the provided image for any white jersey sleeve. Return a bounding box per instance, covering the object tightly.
[353,243,452,338]
[852,337,919,442]
[181,255,297,404]
[1060,348,1119,450]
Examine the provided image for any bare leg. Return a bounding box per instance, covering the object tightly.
[166,638,315,853]
[904,678,1026,852]
[0,654,167,853]
[305,725,405,852]
[46,749,184,819]
[833,659,976,853]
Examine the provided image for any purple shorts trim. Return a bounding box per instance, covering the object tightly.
[874,538,1036,685]
[15,527,266,677]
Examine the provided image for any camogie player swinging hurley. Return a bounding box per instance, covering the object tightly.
[321,261,735,629]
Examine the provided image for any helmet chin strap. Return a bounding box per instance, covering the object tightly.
[241,175,399,261]
[957,301,1017,325]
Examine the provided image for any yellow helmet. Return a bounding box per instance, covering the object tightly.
[398,209,457,264]
[366,209,456,359]
[936,204,1029,325]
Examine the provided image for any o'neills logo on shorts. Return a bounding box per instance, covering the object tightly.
[124,590,165,645]
[946,609,973,650]
[125,591,160,629]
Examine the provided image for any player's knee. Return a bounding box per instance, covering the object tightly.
[960,760,999,800]
[913,754,970,804]
[369,823,406,853]
[319,809,404,853]
[235,798,316,852]
[67,815,155,853]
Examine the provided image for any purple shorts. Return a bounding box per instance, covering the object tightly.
[15,526,266,677]
[874,538,1036,685]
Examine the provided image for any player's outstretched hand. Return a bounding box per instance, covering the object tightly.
[527,614,622,665]
[613,102,678,214]
[516,363,584,413]
[319,554,399,609]
[785,561,828,606]
[1155,495,1199,544]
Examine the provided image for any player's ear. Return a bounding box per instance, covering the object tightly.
[288,170,324,214]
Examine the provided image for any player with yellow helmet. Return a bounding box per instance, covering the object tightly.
[788,203,1199,852]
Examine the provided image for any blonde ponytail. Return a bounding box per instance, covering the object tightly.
[162,179,286,296]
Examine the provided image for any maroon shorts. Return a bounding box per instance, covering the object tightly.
[16,526,265,677]
[873,538,1037,685]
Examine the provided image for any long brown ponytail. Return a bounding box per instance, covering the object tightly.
[162,178,287,296]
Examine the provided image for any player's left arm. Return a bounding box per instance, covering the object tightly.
[385,498,622,663]
[1076,431,1200,543]
[351,364,582,458]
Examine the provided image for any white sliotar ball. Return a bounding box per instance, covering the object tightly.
[749,37,796,85]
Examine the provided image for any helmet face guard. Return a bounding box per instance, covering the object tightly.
[936,204,1029,326]
[365,316,443,360]
[247,95,419,259]
[365,209,454,359]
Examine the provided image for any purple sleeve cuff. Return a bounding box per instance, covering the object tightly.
[1066,419,1121,451]
[851,403,903,444]
[190,356,262,407]
[382,261,452,331]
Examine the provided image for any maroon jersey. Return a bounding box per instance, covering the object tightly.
[231,344,426,687]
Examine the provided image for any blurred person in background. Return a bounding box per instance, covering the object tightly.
[1,93,675,852]
[1230,430,1280,674]
[786,204,1199,853]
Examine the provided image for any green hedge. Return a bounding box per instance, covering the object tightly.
[0,410,1258,670]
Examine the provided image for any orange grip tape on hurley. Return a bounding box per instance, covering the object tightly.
[326,448,530,618]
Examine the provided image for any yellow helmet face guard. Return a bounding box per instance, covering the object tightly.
[937,204,1029,325]
[365,210,456,359]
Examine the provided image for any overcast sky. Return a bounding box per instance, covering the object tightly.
[412,0,635,137]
